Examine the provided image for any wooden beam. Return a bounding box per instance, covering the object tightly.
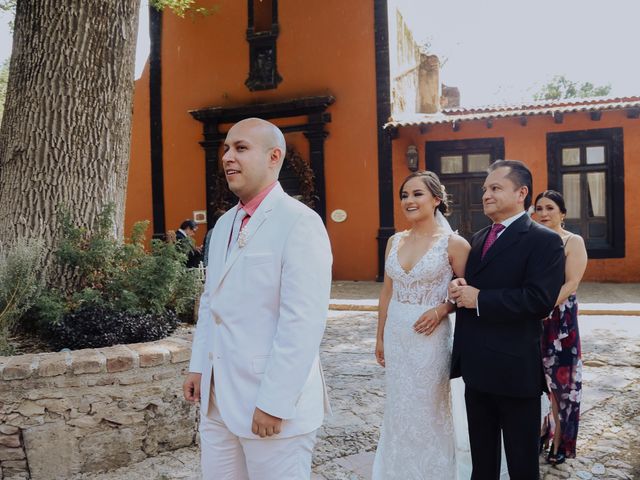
[149,6,166,239]
[590,111,602,121]
[373,0,395,282]
[553,112,564,124]
[190,95,336,122]
[519,116,528,126]
[486,119,493,129]
[627,108,640,119]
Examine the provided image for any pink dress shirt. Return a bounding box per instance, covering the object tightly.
[238,181,278,229]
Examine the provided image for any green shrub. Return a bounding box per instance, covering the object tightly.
[25,205,202,350]
[0,240,44,355]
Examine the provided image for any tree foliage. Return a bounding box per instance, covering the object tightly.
[0,59,8,122]
[534,75,611,101]
[150,0,219,18]
[0,0,16,11]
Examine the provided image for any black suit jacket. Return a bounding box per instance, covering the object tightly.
[175,230,202,268]
[451,213,565,398]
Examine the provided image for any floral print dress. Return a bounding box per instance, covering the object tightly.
[541,292,582,457]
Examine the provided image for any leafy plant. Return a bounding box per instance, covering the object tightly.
[24,204,201,350]
[0,240,44,354]
[534,75,611,101]
[0,59,9,123]
[150,0,220,18]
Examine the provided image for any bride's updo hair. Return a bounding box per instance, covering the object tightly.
[399,170,450,216]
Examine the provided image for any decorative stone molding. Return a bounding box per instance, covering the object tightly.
[0,334,197,480]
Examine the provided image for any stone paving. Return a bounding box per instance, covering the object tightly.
[70,311,640,480]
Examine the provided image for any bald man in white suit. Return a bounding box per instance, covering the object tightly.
[183,118,332,479]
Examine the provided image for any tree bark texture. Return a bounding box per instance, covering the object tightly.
[0,0,140,280]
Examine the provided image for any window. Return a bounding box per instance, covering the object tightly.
[547,128,624,258]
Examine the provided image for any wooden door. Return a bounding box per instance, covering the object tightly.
[426,138,505,241]
[444,176,487,240]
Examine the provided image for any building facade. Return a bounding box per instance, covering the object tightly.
[126,1,640,282]
[387,97,640,282]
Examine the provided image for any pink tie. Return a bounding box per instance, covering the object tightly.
[481,223,505,259]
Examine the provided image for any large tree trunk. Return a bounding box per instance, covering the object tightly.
[0,0,140,284]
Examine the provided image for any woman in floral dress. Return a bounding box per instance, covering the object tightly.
[534,190,588,464]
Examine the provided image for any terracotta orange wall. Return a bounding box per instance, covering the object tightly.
[125,64,153,239]
[127,0,380,279]
[392,110,640,282]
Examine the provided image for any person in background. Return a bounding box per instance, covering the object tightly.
[534,190,588,465]
[176,219,203,268]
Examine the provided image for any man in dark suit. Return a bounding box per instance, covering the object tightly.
[449,160,565,480]
[176,219,203,268]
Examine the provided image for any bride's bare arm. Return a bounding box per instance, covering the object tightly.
[376,237,394,367]
[447,233,472,305]
[448,233,471,279]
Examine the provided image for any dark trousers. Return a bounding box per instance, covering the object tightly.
[465,386,540,480]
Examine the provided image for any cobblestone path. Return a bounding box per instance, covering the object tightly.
[73,312,640,480]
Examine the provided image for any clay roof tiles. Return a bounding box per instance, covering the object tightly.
[385,95,640,129]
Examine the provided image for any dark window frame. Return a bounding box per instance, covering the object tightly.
[426,137,505,240]
[546,128,625,259]
[427,138,505,176]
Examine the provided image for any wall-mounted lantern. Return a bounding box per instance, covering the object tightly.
[406,145,419,171]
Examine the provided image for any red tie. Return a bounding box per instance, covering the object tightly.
[240,212,251,230]
[481,223,505,259]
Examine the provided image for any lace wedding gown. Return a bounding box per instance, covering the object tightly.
[372,231,457,479]
[372,231,509,480]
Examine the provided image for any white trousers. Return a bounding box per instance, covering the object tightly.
[199,400,317,480]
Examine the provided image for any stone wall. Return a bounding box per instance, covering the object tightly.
[0,335,197,480]
[389,8,422,117]
[389,7,445,116]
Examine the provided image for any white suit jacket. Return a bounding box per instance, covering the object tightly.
[189,183,333,438]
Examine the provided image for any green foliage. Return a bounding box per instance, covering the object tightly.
[150,0,220,18]
[534,75,612,101]
[22,204,201,350]
[27,290,65,330]
[53,204,200,317]
[0,0,16,13]
[0,59,9,123]
[0,0,16,31]
[0,240,44,355]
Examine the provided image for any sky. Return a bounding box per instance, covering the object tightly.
[1,0,638,107]
[395,0,640,106]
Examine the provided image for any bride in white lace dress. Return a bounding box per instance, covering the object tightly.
[372,171,471,480]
